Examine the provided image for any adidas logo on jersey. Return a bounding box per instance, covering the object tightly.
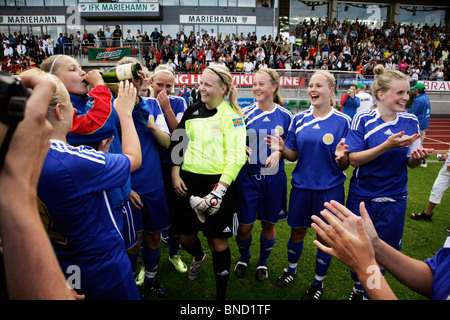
[263,116,270,122]
[312,123,320,129]
[222,226,231,233]
[384,129,393,135]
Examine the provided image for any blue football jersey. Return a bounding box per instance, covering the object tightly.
[241,102,293,175]
[424,236,450,300]
[346,109,420,199]
[131,97,170,194]
[285,107,351,190]
[68,91,130,209]
[160,95,187,164]
[37,140,132,297]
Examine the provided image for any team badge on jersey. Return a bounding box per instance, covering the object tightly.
[210,124,221,136]
[275,125,284,135]
[322,133,334,145]
[232,117,244,129]
[147,115,155,125]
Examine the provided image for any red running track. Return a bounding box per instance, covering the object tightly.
[423,118,450,153]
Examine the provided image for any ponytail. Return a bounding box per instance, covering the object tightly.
[228,85,243,117]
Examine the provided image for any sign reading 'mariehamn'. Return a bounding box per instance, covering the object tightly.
[180,15,256,24]
[79,2,159,13]
[0,15,66,24]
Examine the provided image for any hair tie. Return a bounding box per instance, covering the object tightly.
[206,67,226,85]
[49,55,62,74]
[152,69,174,78]
[316,71,334,88]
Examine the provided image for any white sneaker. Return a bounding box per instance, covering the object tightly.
[188,251,207,281]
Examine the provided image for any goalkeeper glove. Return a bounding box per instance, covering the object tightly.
[192,183,228,222]
[189,195,206,223]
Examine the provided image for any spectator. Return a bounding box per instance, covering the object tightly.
[3,44,13,57]
[151,28,161,44]
[125,29,133,45]
[398,58,408,73]
[104,27,112,47]
[113,25,122,47]
[243,58,254,74]
[235,58,244,73]
[340,84,360,118]
[57,33,66,54]
[408,82,431,165]
[178,83,191,105]
[191,83,201,103]
[355,83,374,113]
[135,29,143,46]
[411,147,450,221]
[97,28,106,48]
[16,41,26,56]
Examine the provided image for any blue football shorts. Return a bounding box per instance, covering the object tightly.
[288,184,345,229]
[236,170,287,225]
[346,194,407,251]
[132,188,172,233]
[115,201,138,250]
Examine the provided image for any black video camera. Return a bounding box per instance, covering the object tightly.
[0,72,29,127]
[0,72,30,171]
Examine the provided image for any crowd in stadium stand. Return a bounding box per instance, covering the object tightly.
[2,18,450,80]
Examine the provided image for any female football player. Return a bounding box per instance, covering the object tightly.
[267,70,351,300]
[345,64,433,299]
[234,68,292,282]
[171,65,247,300]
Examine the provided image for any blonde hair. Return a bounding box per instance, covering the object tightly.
[371,65,408,102]
[151,64,175,80]
[256,68,283,106]
[40,54,67,75]
[21,68,70,119]
[313,70,337,108]
[205,64,243,117]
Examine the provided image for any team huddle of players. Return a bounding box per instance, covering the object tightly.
[29,54,447,301]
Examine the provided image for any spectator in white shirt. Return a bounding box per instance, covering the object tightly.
[355,83,374,113]
[104,27,112,47]
[210,29,216,41]
[3,44,14,57]
[16,41,27,56]
[243,58,254,74]
[46,35,55,56]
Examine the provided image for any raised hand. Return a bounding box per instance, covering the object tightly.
[385,131,420,149]
[265,134,284,152]
[114,80,136,115]
[335,140,349,161]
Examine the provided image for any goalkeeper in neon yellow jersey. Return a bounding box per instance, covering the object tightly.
[171,65,246,300]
